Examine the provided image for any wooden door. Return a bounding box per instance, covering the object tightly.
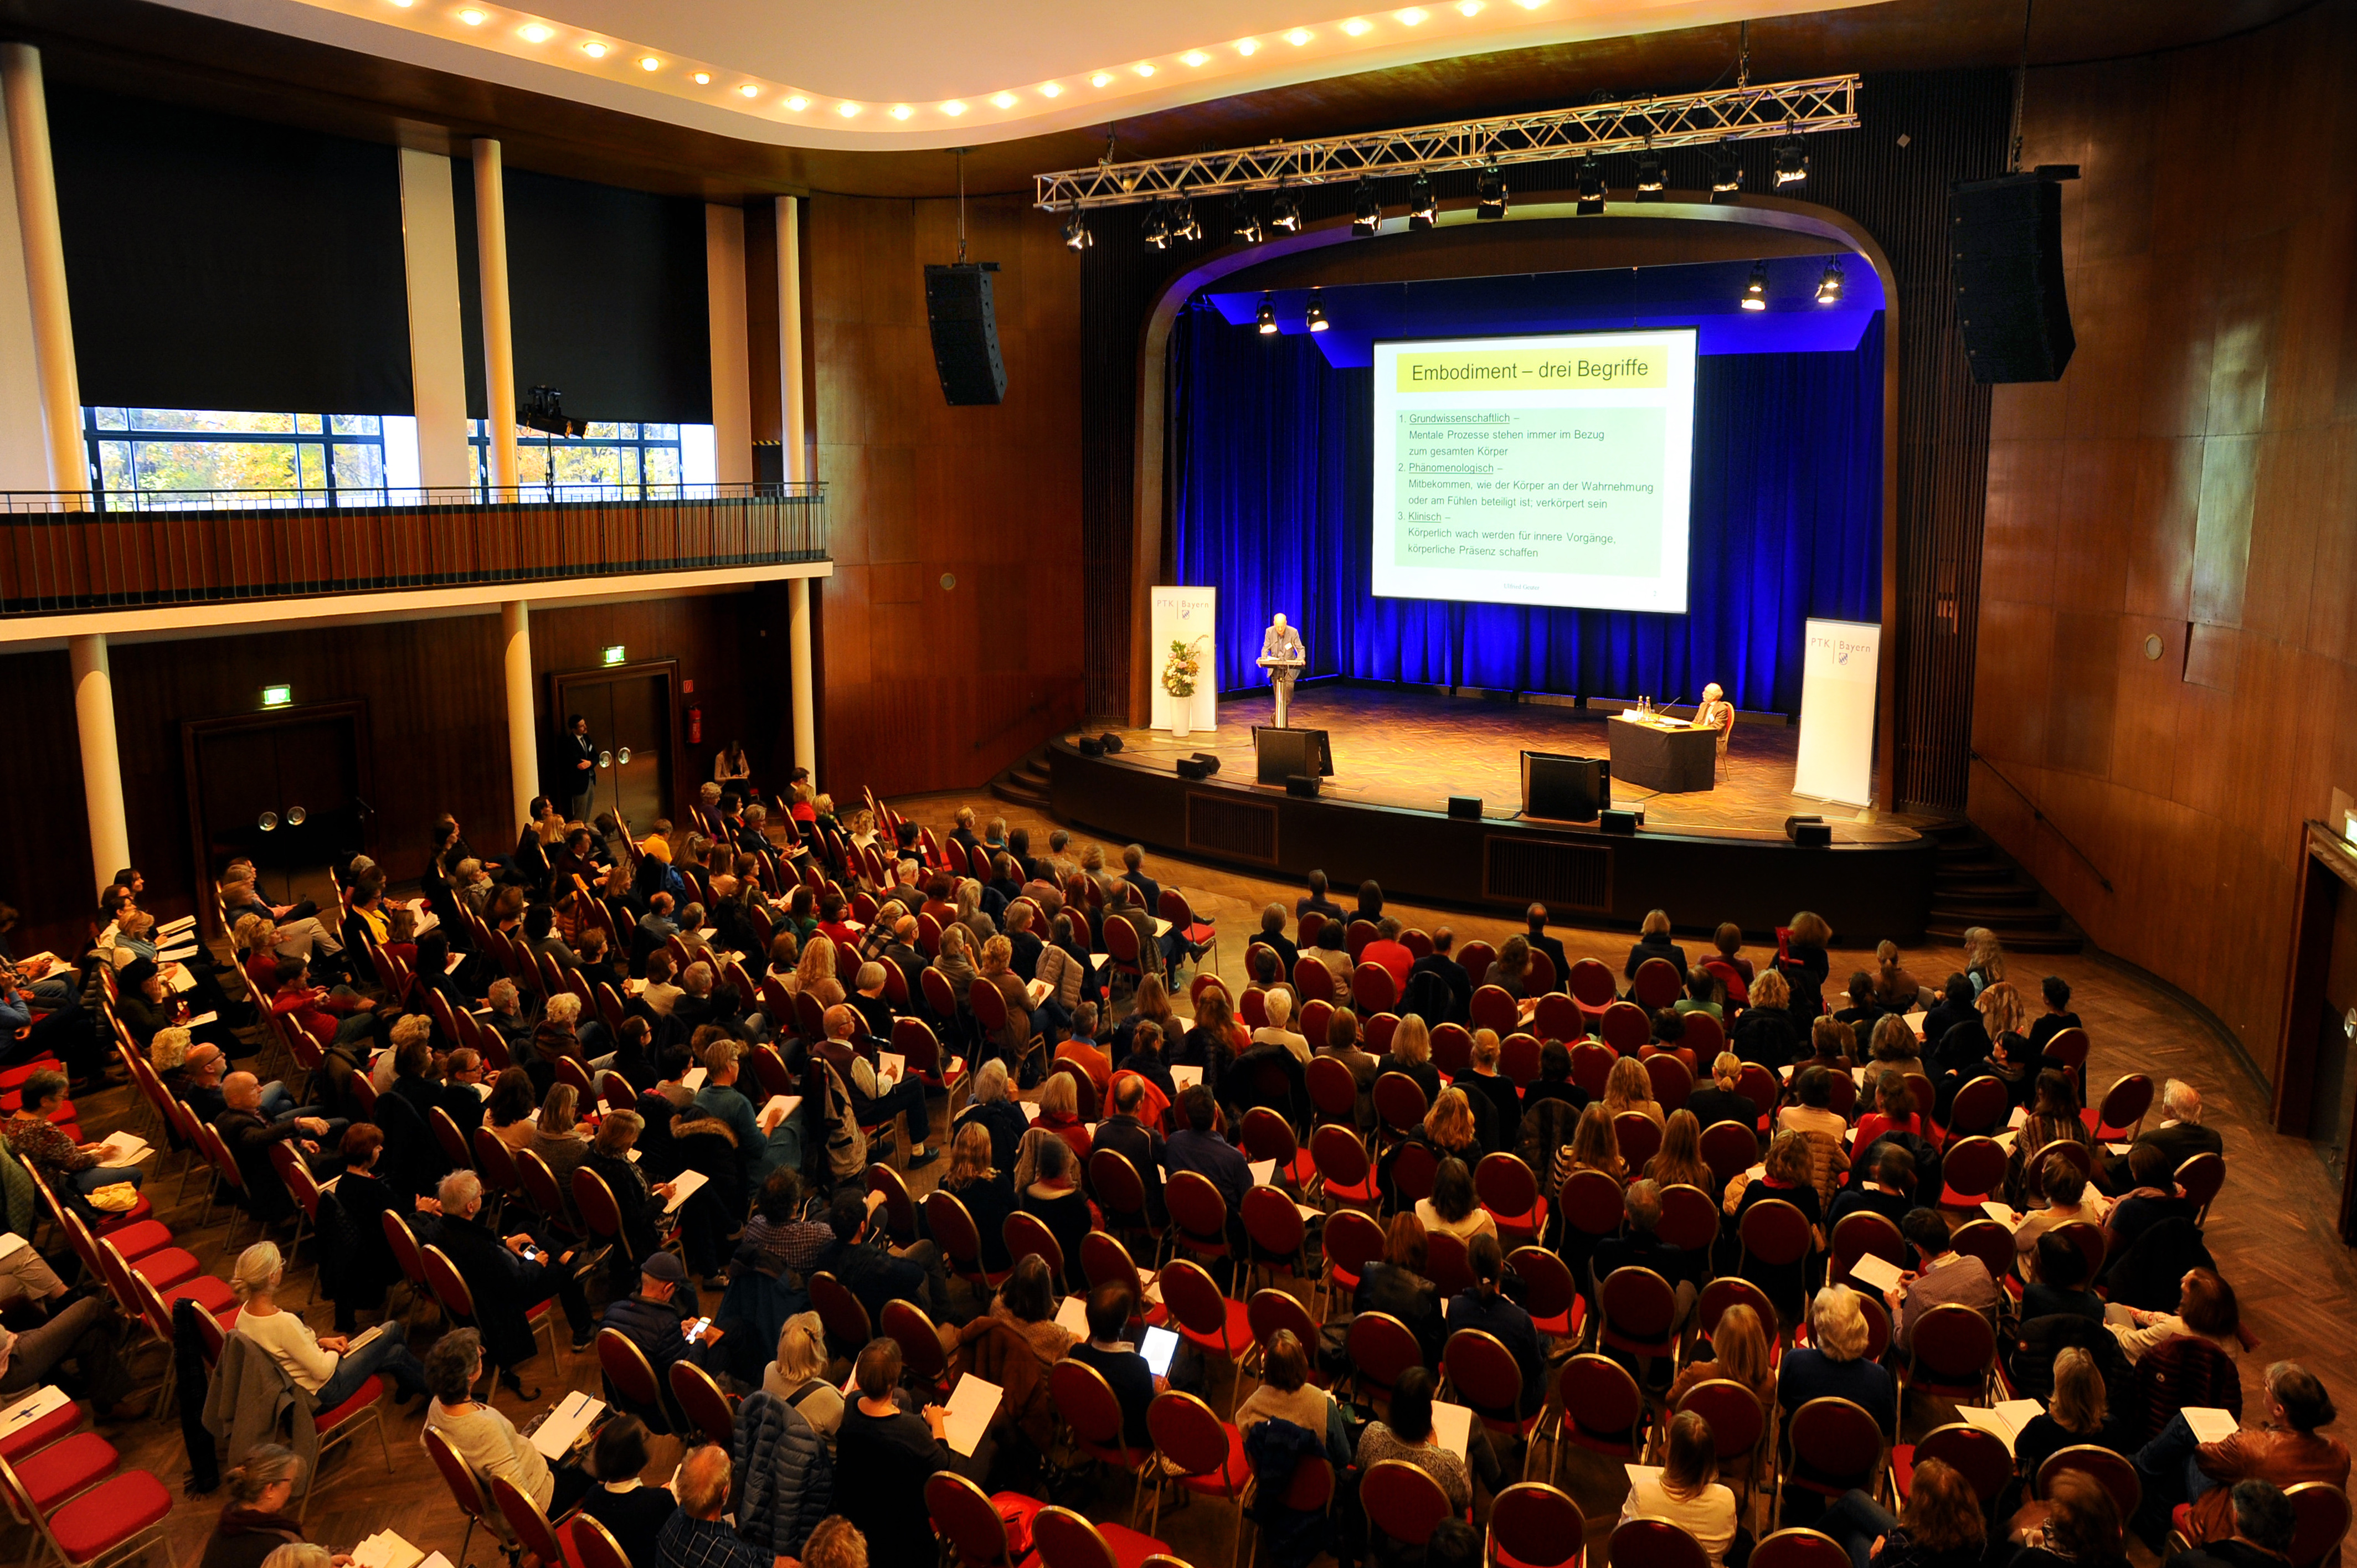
[184,702,370,928]
[551,662,678,837]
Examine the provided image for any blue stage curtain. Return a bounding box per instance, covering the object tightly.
[1169,303,1883,714]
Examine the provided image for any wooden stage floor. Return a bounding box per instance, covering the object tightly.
[1098,684,1921,844]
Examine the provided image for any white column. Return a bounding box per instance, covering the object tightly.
[472,138,520,494]
[1,44,83,497]
[397,147,473,491]
[776,195,816,773]
[704,203,752,486]
[68,633,128,895]
[501,600,537,832]
[0,55,51,493]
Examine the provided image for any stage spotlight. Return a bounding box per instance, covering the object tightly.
[1709,146,1744,203]
[1062,213,1093,251]
[1352,182,1383,236]
[1574,154,1605,215]
[1475,165,1507,220]
[1257,291,1279,334]
[1773,132,1809,188]
[1232,200,1266,245]
[1815,259,1844,305]
[1407,172,1437,230]
[1171,194,1202,242]
[1634,147,1666,201]
[1305,287,1329,332]
[1270,190,1303,234]
[1142,200,1171,250]
[1741,262,1769,311]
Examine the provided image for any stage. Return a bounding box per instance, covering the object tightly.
[1049,683,1940,938]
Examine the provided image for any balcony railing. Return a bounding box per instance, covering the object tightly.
[0,483,826,617]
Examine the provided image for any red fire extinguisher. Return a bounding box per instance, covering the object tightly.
[686,703,703,745]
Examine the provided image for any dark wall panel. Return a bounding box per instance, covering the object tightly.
[49,83,411,416]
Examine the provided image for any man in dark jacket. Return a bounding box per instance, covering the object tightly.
[430,1168,595,1389]
[213,1072,332,1223]
[1447,1236,1547,1417]
[1407,929,1473,1023]
[1588,1179,1698,1311]
[597,1250,722,1421]
[1090,1076,1167,1226]
[812,1188,952,1324]
[1522,906,1569,995]
[1252,905,1300,977]
[730,1388,833,1561]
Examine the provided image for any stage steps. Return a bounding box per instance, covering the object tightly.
[989,746,1052,810]
[1918,817,2083,953]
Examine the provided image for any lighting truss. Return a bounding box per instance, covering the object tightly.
[1034,74,1860,212]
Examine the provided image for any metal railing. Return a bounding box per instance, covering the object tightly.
[1968,749,2113,894]
[0,483,826,617]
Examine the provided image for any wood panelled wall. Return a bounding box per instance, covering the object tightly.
[0,595,759,958]
[1074,69,2011,807]
[805,192,1087,798]
[1970,0,2357,1083]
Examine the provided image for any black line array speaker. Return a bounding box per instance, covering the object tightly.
[1949,169,2078,384]
[923,262,1007,405]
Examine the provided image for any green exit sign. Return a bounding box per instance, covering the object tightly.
[260,684,292,708]
[601,645,627,666]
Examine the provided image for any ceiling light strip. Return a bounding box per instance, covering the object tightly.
[1033,74,1859,210]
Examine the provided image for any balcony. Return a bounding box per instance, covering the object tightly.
[0,483,827,618]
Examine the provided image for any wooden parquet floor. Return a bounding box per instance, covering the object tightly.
[1097,685,1924,842]
[75,787,2351,1568]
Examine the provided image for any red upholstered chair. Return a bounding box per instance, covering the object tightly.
[1033,1502,1174,1568]
[1456,942,1496,987]
[1500,1032,1543,1086]
[1532,994,1582,1045]
[596,1327,672,1433]
[1165,1172,1234,1269]
[2035,1445,2142,1522]
[1144,1392,1248,1554]
[1290,956,1335,1005]
[1239,1107,1315,1189]
[1246,1289,1326,1388]
[1569,1041,1615,1098]
[1777,1397,1885,1527]
[1444,1327,1543,1446]
[1471,986,1519,1038]
[1889,1421,2012,1506]
[1599,1002,1650,1053]
[1488,1482,1584,1568]
[808,1271,873,1360]
[1387,1141,1438,1206]
[1829,1211,1907,1290]
[1657,1183,1720,1255]
[1676,1378,1769,1509]
[2085,1074,2153,1141]
[1633,958,1683,1010]
[924,1189,1007,1291]
[568,1515,631,1568]
[668,1360,737,1448]
[1373,1073,1429,1139]
[1507,1246,1583,1343]
[1053,1360,1157,1527]
[1475,1151,1547,1245]
[423,1245,558,1377]
[1003,1211,1067,1285]
[1430,1025,1474,1083]
[1643,1052,1694,1110]
[1352,963,1399,1016]
[1699,1276,1782,1346]
[1613,1111,1662,1170]
[1362,1460,1454,1554]
[1158,1259,1250,1410]
[1424,1231,1473,1298]
[1550,1355,1650,1476]
[1568,960,1618,1028]
[2281,1483,2354,1568]
[490,1474,570,1568]
[1309,1126,1380,1215]
[0,1449,170,1568]
[1681,1010,1726,1059]
[2175,1152,2225,1225]
[930,1471,1051,1568]
[1344,1312,1423,1414]
[1598,1265,1682,1371]
[1089,1149,1166,1261]
[1321,1208,1386,1319]
[1239,1187,1309,1294]
[1751,1529,1851,1568]
[1944,1076,2009,1141]
[1305,1056,1358,1127]
[1937,1136,2009,1206]
[1610,1519,1708,1568]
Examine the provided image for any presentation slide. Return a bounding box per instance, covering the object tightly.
[1370,328,1699,612]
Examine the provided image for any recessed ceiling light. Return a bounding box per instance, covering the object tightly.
[456,8,486,23]
[389,0,413,8]
[1457,0,1483,13]
[579,40,607,58]
[516,22,550,40]
[1134,62,1155,76]
[890,104,912,119]
[692,71,711,84]
[1181,50,1208,66]
[738,82,759,97]
[992,92,1017,107]
[1514,0,1545,7]
[637,55,660,70]
[1040,81,1063,96]
[836,101,859,116]
[1237,38,1259,54]
[1091,71,1113,86]
[942,101,966,115]
[1396,8,1428,24]
[786,94,809,109]
[1285,28,1313,44]
[1342,17,1370,33]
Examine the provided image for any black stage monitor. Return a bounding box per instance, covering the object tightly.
[1521,750,1610,823]
[1253,726,1332,786]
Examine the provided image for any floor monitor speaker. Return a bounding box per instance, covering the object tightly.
[1176,757,1208,781]
[1951,169,2078,383]
[1447,796,1481,819]
[923,263,1007,405]
[1285,774,1320,798]
[1793,821,1833,847]
[1077,736,1103,757]
[1600,809,1639,836]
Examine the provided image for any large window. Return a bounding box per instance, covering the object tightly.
[469,419,717,498]
[83,407,415,508]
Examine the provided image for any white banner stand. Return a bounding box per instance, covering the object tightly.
[1148,585,1218,736]
[1793,617,1880,808]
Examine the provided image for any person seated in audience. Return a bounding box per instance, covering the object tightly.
[1414,1155,1495,1244]
[1791,1015,1856,1079]
[477,977,533,1063]
[2027,974,2082,1056]
[953,878,997,945]
[1016,1130,1092,1294]
[1175,987,1239,1102]
[1779,1064,1849,1143]
[2013,1231,2103,1331]
[576,1416,678,1565]
[999,900,1046,984]
[1963,927,2007,997]
[1883,1206,2000,1353]
[2013,1154,2110,1275]
[814,1185,953,1324]
[657,1441,769,1568]
[2005,1467,2129,1568]
[1854,1071,1924,1152]
[268,954,380,1053]
[2009,1345,2134,1502]
[1624,907,1691,986]
[2164,1481,2302,1568]
[1776,910,1833,1020]
[1865,1013,1927,1084]
[1521,1039,1588,1117]
[737,1169,831,1286]
[1483,934,1536,1000]
[1251,986,1310,1065]
[1783,1286,1897,1437]
[2106,1142,2200,1256]
[1356,1366,1489,1531]
[1296,869,1345,924]
[2109,1267,2241,1367]
[1234,1325,1352,1464]
[1833,971,1885,1034]
[522,901,580,976]
[1407,925,1473,1024]
[1452,1028,1520,1147]
[219,865,329,948]
[880,916,931,1008]
[0,1265,132,1416]
[1648,1008,1696,1069]
[199,1446,328,1568]
[1684,1051,1756,1131]
[1603,1054,1665,1127]
[794,934,849,1012]
[599,1249,725,1399]
[431,1169,596,1385]
[324,1124,418,1331]
[835,1339,956,1566]
[2102,1079,2222,1192]
[760,1312,841,1435]
[1676,969,1727,1020]
[1564,1101,1628,1189]
[1622,1411,1740,1568]
[524,1081,594,1219]
[1725,1132,1823,1318]
[481,1066,539,1152]
[2135,1362,2348,1552]
[212,1071,333,1218]
[1372,1010,1438,1107]
[1817,1455,1986,1568]
[1923,974,1980,1074]
[229,1239,428,1406]
[1162,1082,1251,1215]
[1730,969,1800,1069]
[117,958,231,1058]
[1591,1178,1697,1333]
[1308,920,1355,993]
[1253,903,1300,976]
[971,933,1046,1072]
[1356,916,1413,993]
[954,1059,1029,1174]
[2003,1070,2094,1208]
[1826,1144,1917,1234]
[1954,981,2034,1109]
[1033,1069,1090,1164]
[1068,1283,1162,1450]
[933,1121,1017,1278]
[1644,1107,1713,1193]
[691,1038,801,1189]
[1667,1301,1775,1411]
[590,1109,717,1292]
[821,1004,933,1168]
[1355,1213,1445,1364]
[1090,1069,1165,1226]
[423,1327,595,1514]
[1438,1232,1544,1416]
[1867,940,1922,1014]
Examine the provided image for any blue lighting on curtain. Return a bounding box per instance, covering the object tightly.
[1169,302,1883,715]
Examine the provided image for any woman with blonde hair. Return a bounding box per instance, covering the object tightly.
[1422,1086,1480,1162]
[955,878,997,945]
[528,1082,595,1224]
[938,1120,1016,1276]
[793,933,846,1008]
[2011,1347,2128,1492]
[761,1311,844,1436]
[1035,1068,1090,1162]
[1565,1101,1625,1186]
[1620,1411,1738,1566]
[1381,1013,1443,1105]
[1458,1029,1523,1151]
[1730,967,1800,1068]
[1963,927,2006,994]
[200,1446,313,1568]
[1645,1108,1713,1193]
[1668,1301,1774,1407]
[1603,1054,1663,1126]
[229,1241,428,1408]
[1727,1130,1824,1318]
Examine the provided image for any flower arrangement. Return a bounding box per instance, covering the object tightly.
[1161,635,1210,699]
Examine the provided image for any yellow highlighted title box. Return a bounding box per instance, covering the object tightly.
[1394,345,1667,391]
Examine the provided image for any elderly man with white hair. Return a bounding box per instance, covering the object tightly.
[1695,682,1735,756]
[2102,1076,2224,1192]
[425,1168,596,1392]
[1250,986,1311,1065]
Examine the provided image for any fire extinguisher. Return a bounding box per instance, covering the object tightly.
[686,703,702,745]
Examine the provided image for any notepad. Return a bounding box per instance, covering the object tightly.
[158,916,197,936]
[1846,1252,1906,1293]
[1431,1399,1473,1461]
[1170,1065,1204,1091]
[1249,1159,1277,1187]
[344,1322,390,1355]
[681,1066,708,1091]
[1141,1325,1179,1377]
[167,967,197,994]
[1154,919,1173,938]
[1027,979,1052,1007]
[97,1131,152,1164]
[1744,1163,1767,1183]
[1627,1463,1665,1489]
[2183,1407,2240,1445]
[1020,1101,1042,1123]
[762,1094,801,1126]
[1903,1010,1926,1037]
[1055,1295,1091,1339]
[445,953,466,975]
[665,1170,709,1212]
[529,1390,604,1458]
[349,1531,424,1568]
[1980,1200,2023,1230]
[0,1386,66,1431]
[877,1052,906,1090]
[942,1373,1002,1457]
[2104,1142,2132,1155]
[1954,1405,2021,1453]
[2008,1105,2028,1129]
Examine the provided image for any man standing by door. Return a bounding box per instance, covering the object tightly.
[560,713,598,823]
